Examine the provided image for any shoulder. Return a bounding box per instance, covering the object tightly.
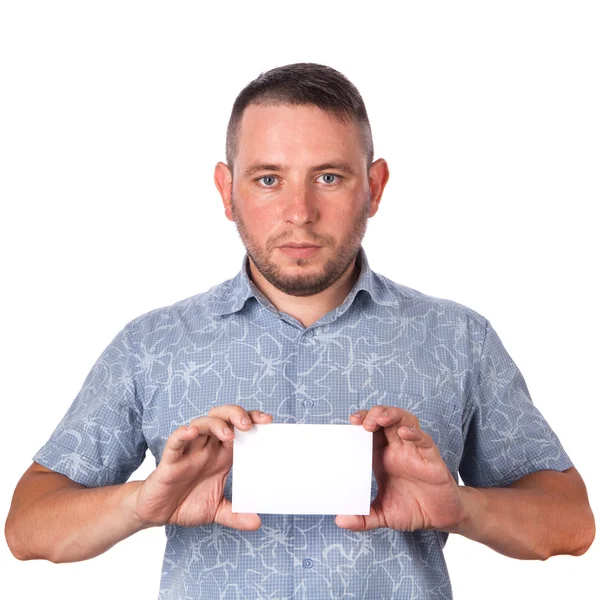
[124,276,236,338]
[372,274,494,386]
[376,272,488,327]
[371,272,490,356]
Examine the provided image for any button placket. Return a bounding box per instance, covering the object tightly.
[297,329,317,418]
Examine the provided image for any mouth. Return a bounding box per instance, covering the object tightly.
[278,243,322,259]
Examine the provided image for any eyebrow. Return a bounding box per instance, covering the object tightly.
[242,161,356,178]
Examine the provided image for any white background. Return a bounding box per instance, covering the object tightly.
[1,1,598,598]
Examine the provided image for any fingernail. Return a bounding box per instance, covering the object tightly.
[241,417,251,425]
[364,418,374,426]
[223,427,232,436]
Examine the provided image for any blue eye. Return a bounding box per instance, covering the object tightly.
[318,173,341,184]
[258,175,278,187]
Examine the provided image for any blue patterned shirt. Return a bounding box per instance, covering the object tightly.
[33,246,573,599]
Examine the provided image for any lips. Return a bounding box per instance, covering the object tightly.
[278,244,322,259]
[279,243,321,249]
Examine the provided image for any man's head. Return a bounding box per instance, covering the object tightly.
[225,63,374,176]
[214,63,389,297]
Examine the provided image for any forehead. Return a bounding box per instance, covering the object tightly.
[235,103,364,167]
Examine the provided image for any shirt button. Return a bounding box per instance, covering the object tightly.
[302,558,314,569]
[303,399,314,409]
[305,330,314,338]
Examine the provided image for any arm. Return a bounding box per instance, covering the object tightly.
[446,466,596,560]
[4,462,148,563]
[5,406,272,564]
[337,407,595,562]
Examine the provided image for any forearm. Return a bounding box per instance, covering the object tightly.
[446,484,594,560]
[6,479,151,563]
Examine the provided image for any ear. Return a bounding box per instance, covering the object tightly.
[214,161,234,221]
[367,158,390,218]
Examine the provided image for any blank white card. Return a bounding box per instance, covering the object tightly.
[232,423,373,515]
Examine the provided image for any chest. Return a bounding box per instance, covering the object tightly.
[137,309,470,475]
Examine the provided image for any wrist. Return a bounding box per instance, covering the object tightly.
[119,480,157,531]
[441,485,484,536]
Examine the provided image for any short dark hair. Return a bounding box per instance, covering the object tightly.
[225,62,374,175]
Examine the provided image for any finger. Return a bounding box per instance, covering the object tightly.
[380,407,420,446]
[358,405,391,432]
[207,404,269,431]
[161,423,213,463]
[247,409,273,424]
[186,416,236,442]
[214,498,262,531]
[162,425,199,461]
[377,406,421,430]
[397,425,437,453]
[335,506,381,532]
[349,410,369,424]
[358,405,420,433]
[396,426,443,465]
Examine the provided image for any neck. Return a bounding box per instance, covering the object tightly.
[247,256,361,329]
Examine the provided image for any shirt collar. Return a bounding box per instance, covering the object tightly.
[209,245,398,317]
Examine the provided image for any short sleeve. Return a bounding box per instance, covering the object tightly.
[32,322,147,487]
[459,319,573,488]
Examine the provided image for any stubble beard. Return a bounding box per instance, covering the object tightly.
[230,193,372,297]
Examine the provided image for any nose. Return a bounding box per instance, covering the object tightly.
[281,185,318,226]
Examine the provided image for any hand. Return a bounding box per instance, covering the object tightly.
[133,404,273,530]
[335,405,466,532]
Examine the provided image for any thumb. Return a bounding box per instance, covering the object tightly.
[214,498,262,531]
[335,505,381,532]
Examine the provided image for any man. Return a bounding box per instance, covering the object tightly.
[5,63,595,599]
